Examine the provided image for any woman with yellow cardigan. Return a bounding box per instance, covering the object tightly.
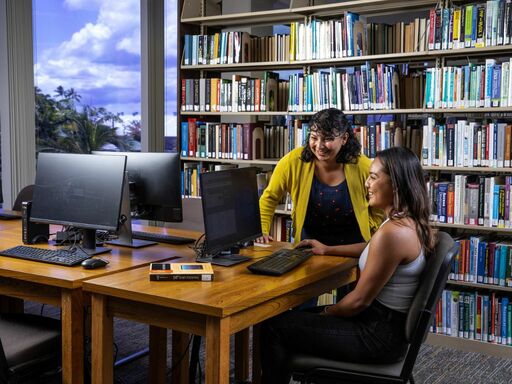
[257,108,383,257]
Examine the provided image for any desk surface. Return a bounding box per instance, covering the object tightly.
[0,221,198,289]
[84,242,358,318]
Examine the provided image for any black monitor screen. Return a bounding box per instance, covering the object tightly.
[30,153,126,231]
[93,152,183,222]
[200,167,262,255]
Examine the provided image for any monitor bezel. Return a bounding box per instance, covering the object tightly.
[200,167,262,257]
[30,153,127,232]
[92,151,183,223]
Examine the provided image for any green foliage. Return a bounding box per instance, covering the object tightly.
[35,86,140,153]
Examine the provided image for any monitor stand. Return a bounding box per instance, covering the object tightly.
[105,172,156,248]
[81,229,111,256]
[197,254,251,267]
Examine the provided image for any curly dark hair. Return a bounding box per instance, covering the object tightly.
[300,108,361,164]
[376,146,436,253]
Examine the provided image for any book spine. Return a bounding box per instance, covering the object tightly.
[150,274,213,281]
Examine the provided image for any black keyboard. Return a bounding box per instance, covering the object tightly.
[0,246,91,266]
[247,247,314,276]
[0,212,21,220]
[131,231,195,245]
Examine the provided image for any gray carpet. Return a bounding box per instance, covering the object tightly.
[24,303,512,383]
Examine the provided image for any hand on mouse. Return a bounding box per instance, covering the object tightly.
[296,239,327,255]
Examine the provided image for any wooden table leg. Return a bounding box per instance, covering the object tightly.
[252,324,261,384]
[91,293,113,384]
[235,328,250,382]
[149,326,167,384]
[171,330,189,384]
[62,289,84,384]
[205,317,230,384]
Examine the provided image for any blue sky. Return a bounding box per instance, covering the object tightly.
[33,0,177,135]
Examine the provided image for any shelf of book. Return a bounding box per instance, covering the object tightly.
[432,223,512,234]
[181,45,512,71]
[181,156,279,165]
[275,204,291,216]
[426,333,512,358]
[181,0,437,26]
[181,108,512,117]
[424,166,512,173]
[447,280,512,294]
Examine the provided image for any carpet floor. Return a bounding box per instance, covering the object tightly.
[24,303,512,384]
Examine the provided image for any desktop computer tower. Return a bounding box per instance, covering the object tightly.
[22,201,49,244]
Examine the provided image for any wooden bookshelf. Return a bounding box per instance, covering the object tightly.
[180,107,512,117]
[181,156,279,165]
[178,0,512,357]
[432,223,512,233]
[181,45,512,71]
[427,333,512,359]
[182,0,437,26]
[423,166,512,173]
[447,280,512,294]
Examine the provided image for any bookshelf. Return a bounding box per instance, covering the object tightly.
[178,0,512,355]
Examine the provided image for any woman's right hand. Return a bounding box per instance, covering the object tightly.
[296,239,328,255]
[255,234,274,244]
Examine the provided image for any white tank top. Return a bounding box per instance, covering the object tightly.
[358,219,426,313]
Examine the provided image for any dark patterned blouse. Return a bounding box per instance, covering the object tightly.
[302,175,364,246]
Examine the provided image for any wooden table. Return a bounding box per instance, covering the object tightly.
[84,243,358,384]
[0,220,197,384]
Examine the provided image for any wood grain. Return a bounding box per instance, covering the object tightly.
[84,241,357,383]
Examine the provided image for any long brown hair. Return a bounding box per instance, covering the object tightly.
[375,146,435,252]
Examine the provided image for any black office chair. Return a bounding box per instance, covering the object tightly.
[12,185,34,212]
[0,313,61,383]
[290,231,458,384]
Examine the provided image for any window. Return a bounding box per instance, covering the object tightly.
[33,0,142,153]
[165,0,177,151]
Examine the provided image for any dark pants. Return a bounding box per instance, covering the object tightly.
[260,301,408,384]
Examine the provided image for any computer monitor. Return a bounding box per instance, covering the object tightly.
[198,167,262,266]
[92,151,187,247]
[30,153,127,255]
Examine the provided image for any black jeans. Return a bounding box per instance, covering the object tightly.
[260,300,408,384]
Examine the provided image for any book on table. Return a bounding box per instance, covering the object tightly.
[149,262,214,281]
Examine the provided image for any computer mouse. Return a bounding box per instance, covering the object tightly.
[240,240,254,248]
[81,258,109,269]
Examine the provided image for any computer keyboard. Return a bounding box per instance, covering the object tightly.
[131,231,195,245]
[0,246,91,266]
[247,247,314,276]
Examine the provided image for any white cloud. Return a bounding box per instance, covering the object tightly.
[64,0,101,11]
[60,23,112,56]
[35,0,179,121]
[116,29,140,55]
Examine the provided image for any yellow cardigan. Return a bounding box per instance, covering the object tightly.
[259,147,383,244]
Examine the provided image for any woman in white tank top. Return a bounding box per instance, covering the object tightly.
[260,146,436,384]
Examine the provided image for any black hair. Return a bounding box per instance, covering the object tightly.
[375,146,435,252]
[300,108,361,164]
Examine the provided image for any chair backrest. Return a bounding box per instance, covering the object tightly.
[400,231,458,378]
[12,185,34,211]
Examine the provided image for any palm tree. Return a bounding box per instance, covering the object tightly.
[57,106,131,153]
[35,86,137,153]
